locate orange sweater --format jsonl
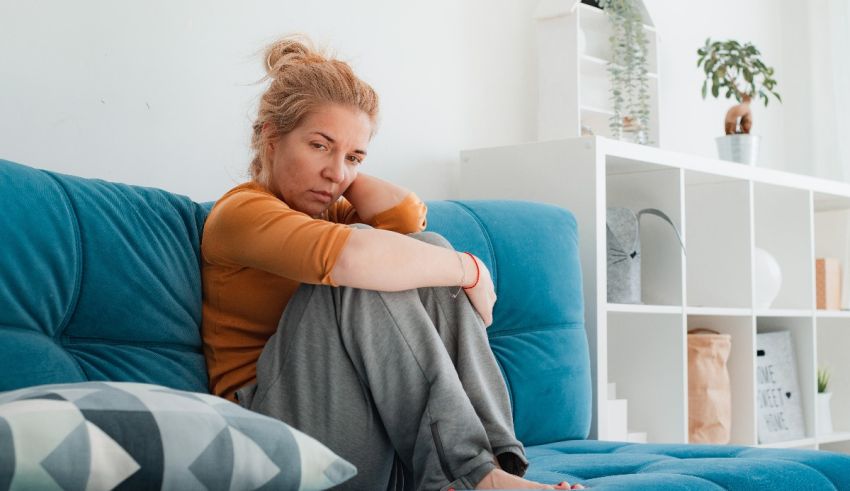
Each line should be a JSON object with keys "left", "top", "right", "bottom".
{"left": 201, "top": 182, "right": 427, "bottom": 401}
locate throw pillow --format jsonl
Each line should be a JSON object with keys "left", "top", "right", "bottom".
{"left": 0, "top": 381, "right": 356, "bottom": 490}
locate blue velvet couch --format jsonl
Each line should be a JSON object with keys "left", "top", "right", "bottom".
{"left": 1, "top": 158, "right": 849, "bottom": 490}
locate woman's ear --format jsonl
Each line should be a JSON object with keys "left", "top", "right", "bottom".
{"left": 262, "top": 122, "right": 276, "bottom": 155}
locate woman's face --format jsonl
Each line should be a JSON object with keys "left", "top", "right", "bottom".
{"left": 267, "top": 103, "right": 372, "bottom": 217}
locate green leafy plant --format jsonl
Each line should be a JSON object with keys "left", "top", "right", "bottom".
{"left": 818, "top": 367, "right": 831, "bottom": 394}
{"left": 697, "top": 39, "right": 781, "bottom": 134}
{"left": 598, "top": 0, "right": 652, "bottom": 145}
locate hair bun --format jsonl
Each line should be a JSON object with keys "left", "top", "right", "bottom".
{"left": 264, "top": 34, "right": 324, "bottom": 74}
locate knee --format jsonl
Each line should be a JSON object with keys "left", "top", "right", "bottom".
{"left": 408, "top": 230, "right": 453, "bottom": 250}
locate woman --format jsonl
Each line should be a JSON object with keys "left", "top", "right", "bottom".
{"left": 201, "top": 34, "right": 583, "bottom": 491}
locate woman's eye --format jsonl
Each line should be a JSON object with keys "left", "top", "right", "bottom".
{"left": 311, "top": 142, "right": 327, "bottom": 150}
{"left": 347, "top": 155, "right": 362, "bottom": 165}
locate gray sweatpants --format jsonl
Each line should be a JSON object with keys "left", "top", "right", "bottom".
{"left": 235, "top": 231, "right": 528, "bottom": 491}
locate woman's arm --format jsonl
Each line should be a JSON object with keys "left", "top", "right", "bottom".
{"left": 336, "top": 173, "right": 496, "bottom": 325}
{"left": 342, "top": 173, "right": 410, "bottom": 223}
{"left": 331, "top": 228, "right": 497, "bottom": 326}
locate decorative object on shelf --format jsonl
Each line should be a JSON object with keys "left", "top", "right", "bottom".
{"left": 687, "top": 329, "right": 732, "bottom": 444}
{"left": 814, "top": 210, "right": 850, "bottom": 310}
{"left": 816, "top": 258, "right": 842, "bottom": 310}
{"left": 606, "top": 382, "right": 632, "bottom": 441}
{"left": 753, "top": 247, "right": 782, "bottom": 309}
{"left": 532, "top": 0, "right": 659, "bottom": 143}
{"left": 606, "top": 207, "right": 684, "bottom": 304}
{"left": 598, "top": 0, "right": 652, "bottom": 144}
{"left": 756, "top": 331, "right": 805, "bottom": 444}
{"left": 817, "top": 367, "right": 834, "bottom": 435}
{"left": 697, "top": 39, "right": 781, "bottom": 165}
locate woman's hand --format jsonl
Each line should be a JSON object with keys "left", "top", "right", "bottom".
{"left": 461, "top": 253, "right": 497, "bottom": 328}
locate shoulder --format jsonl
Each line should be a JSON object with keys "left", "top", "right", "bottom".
{"left": 206, "top": 182, "right": 290, "bottom": 226}
{"left": 210, "top": 182, "right": 286, "bottom": 212}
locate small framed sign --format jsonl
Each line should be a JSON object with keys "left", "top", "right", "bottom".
{"left": 756, "top": 331, "right": 806, "bottom": 443}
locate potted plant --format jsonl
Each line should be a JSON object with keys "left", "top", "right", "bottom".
{"left": 817, "top": 367, "right": 834, "bottom": 435}
{"left": 598, "top": 0, "right": 652, "bottom": 145}
{"left": 696, "top": 39, "right": 781, "bottom": 165}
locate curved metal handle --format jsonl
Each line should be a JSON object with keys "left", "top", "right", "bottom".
{"left": 636, "top": 208, "right": 686, "bottom": 255}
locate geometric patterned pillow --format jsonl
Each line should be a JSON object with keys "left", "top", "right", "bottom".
{"left": 0, "top": 382, "right": 357, "bottom": 490}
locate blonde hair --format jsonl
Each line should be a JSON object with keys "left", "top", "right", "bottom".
{"left": 249, "top": 34, "right": 380, "bottom": 187}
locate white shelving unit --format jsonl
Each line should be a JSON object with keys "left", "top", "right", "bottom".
{"left": 533, "top": 0, "right": 660, "bottom": 144}
{"left": 456, "top": 136, "right": 850, "bottom": 453}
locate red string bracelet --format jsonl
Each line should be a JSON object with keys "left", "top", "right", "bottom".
{"left": 462, "top": 252, "right": 480, "bottom": 290}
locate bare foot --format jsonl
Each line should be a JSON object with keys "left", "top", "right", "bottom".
{"left": 473, "top": 468, "right": 585, "bottom": 489}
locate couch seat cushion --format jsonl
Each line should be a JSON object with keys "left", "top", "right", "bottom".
{"left": 525, "top": 440, "right": 850, "bottom": 490}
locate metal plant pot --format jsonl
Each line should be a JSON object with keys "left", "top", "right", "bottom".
{"left": 715, "top": 134, "right": 760, "bottom": 165}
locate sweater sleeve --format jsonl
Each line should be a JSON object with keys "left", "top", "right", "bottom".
{"left": 327, "top": 192, "right": 428, "bottom": 234}
{"left": 202, "top": 188, "right": 353, "bottom": 286}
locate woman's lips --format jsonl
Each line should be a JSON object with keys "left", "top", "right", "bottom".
{"left": 310, "top": 190, "right": 333, "bottom": 203}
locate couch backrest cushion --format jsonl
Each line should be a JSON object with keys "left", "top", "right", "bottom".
{"left": 1, "top": 160, "right": 591, "bottom": 445}
{"left": 0, "top": 160, "right": 209, "bottom": 392}
{"left": 425, "top": 201, "right": 591, "bottom": 445}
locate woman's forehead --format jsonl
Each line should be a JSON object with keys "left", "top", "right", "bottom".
{"left": 298, "top": 104, "right": 372, "bottom": 143}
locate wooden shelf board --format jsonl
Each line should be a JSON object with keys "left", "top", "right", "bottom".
{"left": 756, "top": 437, "right": 817, "bottom": 449}
{"left": 754, "top": 309, "right": 814, "bottom": 318}
{"left": 581, "top": 105, "right": 614, "bottom": 116}
{"left": 606, "top": 303, "right": 682, "bottom": 314}
{"left": 577, "top": 3, "right": 655, "bottom": 32}
{"left": 686, "top": 307, "right": 753, "bottom": 317}
{"left": 817, "top": 431, "right": 850, "bottom": 444}
{"left": 595, "top": 137, "right": 850, "bottom": 197}
{"left": 815, "top": 310, "right": 850, "bottom": 318}
{"left": 580, "top": 54, "right": 659, "bottom": 79}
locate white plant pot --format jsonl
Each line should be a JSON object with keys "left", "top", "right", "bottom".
{"left": 716, "top": 134, "right": 760, "bottom": 165}
{"left": 754, "top": 247, "right": 782, "bottom": 309}
{"left": 817, "top": 392, "right": 834, "bottom": 435}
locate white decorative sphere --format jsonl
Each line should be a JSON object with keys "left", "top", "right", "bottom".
{"left": 754, "top": 247, "right": 782, "bottom": 309}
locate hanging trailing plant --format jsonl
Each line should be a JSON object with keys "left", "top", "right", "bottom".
{"left": 598, "top": 0, "right": 652, "bottom": 144}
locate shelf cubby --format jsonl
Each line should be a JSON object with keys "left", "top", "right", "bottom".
{"left": 607, "top": 311, "right": 686, "bottom": 443}
{"left": 573, "top": 3, "right": 658, "bottom": 73}
{"left": 606, "top": 165, "right": 683, "bottom": 306}
{"left": 815, "top": 317, "right": 850, "bottom": 436}
{"left": 813, "top": 193, "right": 850, "bottom": 312}
{"left": 753, "top": 183, "right": 814, "bottom": 310}
{"left": 687, "top": 315, "right": 756, "bottom": 445}
{"left": 756, "top": 317, "right": 816, "bottom": 441}
{"left": 685, "top": 171, "right": 752, "bottom": 309}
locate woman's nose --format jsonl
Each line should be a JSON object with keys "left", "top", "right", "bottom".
{"left": 322, "top": 156, "right": 345, "bottom": 183}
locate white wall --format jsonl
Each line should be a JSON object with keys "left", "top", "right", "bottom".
{"left": 643, "top": 0, "right": 791, "bottom": 172}
{"left": 0, "top": 0, "right": 472, "bottom": 201}
{"left": 0, "top": 1, "right": 831, "bottom": 203}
